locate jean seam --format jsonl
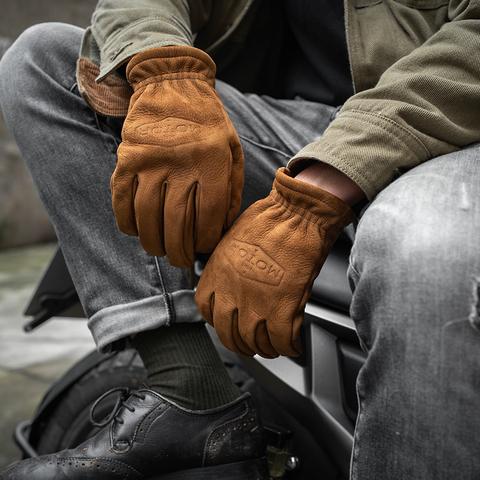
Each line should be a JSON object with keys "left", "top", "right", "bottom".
{"left": 154, "top": 257, "right": 176, "bottom": 326}
{"left": 348, "top": 259, "right": 361, "bottom": 280}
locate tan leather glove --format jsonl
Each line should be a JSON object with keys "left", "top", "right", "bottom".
{"left": 111, "top": 46, "right": 244, "bottom": 268}
{"left": 195, "top": 167, "right": 355, "bottom": 358}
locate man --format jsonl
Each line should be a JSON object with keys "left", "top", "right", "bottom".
{"left": 1, "top": 0, "right": 480, "bottom": 479}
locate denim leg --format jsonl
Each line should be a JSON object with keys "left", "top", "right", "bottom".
{"left": 215, "top": 82, "right": 339, "bottom": 212}
{"left": 0, "top": 23, "right": 199, "bottom": 352}
{"left": 349, "top": 143, "right": 480, "bottom": 479}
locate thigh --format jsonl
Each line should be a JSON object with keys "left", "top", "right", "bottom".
{"left": 351, "top": 142, "right": 480, "bottom": 300}
{"left": 350, "top": 142, "right": 480, "bottom": 354}
{"left": 216, "top": 81, "right": 338, "bottom": 212}
{"left": 349, "top": 143, "right": 480, "bottom": 479}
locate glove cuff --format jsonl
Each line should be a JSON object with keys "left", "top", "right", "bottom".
{"left": 272, "top": 167, "right": 355, "bottom": 231}
{"left": 126, "top": 46, "right": 216, "bottom": 90}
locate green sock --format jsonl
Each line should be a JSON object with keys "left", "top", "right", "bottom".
{"left": 132, "top": 322, "right": 240, "bottom": 410}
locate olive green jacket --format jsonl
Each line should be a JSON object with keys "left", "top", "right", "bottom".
{"left": 77, "top": 0, "right": 480, "bottom": 199}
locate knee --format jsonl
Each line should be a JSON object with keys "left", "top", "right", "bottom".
{"left": 0, "top": 23, "right": 82, "bottom": 112}
{"left": 352, "top": 193, "right": 429, "bottom": 279}
{"left": 350, "top": 170, "right": 479, "bottom": 289}
{"left": 1, "top": 23, "right": 55, "bottom": 82}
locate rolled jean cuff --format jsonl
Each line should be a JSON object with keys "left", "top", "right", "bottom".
{"left": 88, "top": 289, "right": 203, "bottom": 354}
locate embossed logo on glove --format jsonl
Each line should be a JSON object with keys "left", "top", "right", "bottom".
{"left": 135, "top": 117, "right": 202, "bottom": 144}
{"left": 223, "top": 240, "right": 285, "bottom": 286}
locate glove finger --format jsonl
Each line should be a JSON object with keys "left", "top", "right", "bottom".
{"left": 267, "top": 314, "right": 303, "bottom": 357}
{"left": 194, "top": 178, "right": 227, "bottom": 253}
{"left": 134, "top": 178, "right": 166, "bottom": 258}
{"left": 232, "top": 310, "right": 257, "bottom": 357}
{"left": 291, "top": 314, "right": 303, "bottom": 355}
{"left": 196, "top": 277, "right": 241, "bottom": 354}
{"left": 195, "top": 286, "right": 214, "bottom": 326}
{"left": 111, "top": 167, "right": 139, "bottom": 237}
{"left": 224, "top": 121, "right": 244, "bottom": 229}
{"left": 214, "top": 308, "right": 256, "bottom": 358}
{"left": 213, "top": 308, "right": 255, "bottom": 357}
{"left": 255, "top": 321, "right": 280, "bottom": 359}
{"left": 240, "top": 316, "right": 279, "bottom": 359}
{"left": 163, "top": 181, "right": 195, "bottom": 268}
{"left": 195, "top": 284, "right": 248, "bottom": 357}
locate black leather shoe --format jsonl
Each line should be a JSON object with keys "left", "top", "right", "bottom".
{"left": 1, "top": 389, "right": 269, "bottom": 479}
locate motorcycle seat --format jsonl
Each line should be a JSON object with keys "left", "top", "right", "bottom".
{"left": 310, "top": 232, "right": 352, "bottom": 313}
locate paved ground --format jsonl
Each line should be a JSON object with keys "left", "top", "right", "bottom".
{"left": 0, "top": 243, "right": 95, "bottom": 471}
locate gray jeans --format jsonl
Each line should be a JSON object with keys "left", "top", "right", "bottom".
{"left": 2, "top": 22, "right": 480, "bottom": 480}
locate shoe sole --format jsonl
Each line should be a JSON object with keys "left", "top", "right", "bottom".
{"left": 150, "top": 457, "right": 269, "bottom": 479}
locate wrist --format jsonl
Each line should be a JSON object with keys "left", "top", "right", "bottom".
{"left": 294, "top": 161, "right": 365, "bottom": 206}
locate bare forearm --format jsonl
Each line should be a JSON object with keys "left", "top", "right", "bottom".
{"left": 294, "top": 161, "right": 365, "bottom": 206}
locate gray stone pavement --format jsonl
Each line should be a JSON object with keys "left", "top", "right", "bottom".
{"left": 0, "top": 243, "right": 95, "bottom": 471}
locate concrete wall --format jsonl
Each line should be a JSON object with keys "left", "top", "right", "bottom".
{"left": 0, "top": 0, "right": 97, "bottom": 249}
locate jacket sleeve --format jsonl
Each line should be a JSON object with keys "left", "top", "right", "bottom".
{"left": 77, "top": 0, "right": 213, "bottom": 116}
{"left": 81, "top": 0, "right": 202, "bottom": 82}
{"left": 289, "top": 0, "right": 480, "bottom": 200}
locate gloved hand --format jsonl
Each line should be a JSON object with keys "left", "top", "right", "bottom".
{"left": 195, "top": 167, "right": 355, "bottom": 358}
{"left": 111, "top": 46, "right": 244, "bottom": 268}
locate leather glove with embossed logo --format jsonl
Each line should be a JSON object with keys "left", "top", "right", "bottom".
{"left": 111, "top": 46, "right": 244, "bottom": 268}
{"left": 195, "top": 167, "right": 355, "bottom": 358}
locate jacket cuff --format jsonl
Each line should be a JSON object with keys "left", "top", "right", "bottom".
{"left": 288, "top": 108, "right": 433, "bottom": 200}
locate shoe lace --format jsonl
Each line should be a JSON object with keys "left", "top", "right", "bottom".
{"left": 89, "top": 387, "right": 146, "bottom": 428}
